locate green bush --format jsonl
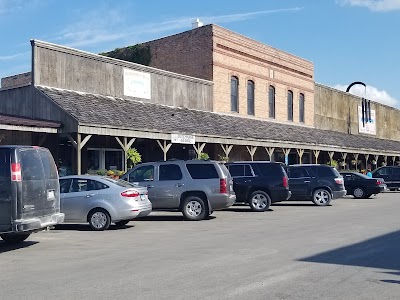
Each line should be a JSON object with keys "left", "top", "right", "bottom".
{"left": 199, "top": 152, "right": 210, "bottom": 160}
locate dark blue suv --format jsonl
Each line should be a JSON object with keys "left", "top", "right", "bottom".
{"left": 285, "top": 164, "right": 346, "bottom": 206}
{"left": 226, "top": 161, "right": 291, "bottom": 212}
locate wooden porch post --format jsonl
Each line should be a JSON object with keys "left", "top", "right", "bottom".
{"left": 246, "top": 146, "right": 257, "bottom": 161}
{"left": 157, "top": 140, "right": 172, "bottom": 161}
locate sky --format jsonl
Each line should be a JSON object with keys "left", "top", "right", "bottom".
{"left": 0, "top": 0, "right": 399, "bottom": 108}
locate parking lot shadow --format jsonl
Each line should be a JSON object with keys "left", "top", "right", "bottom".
{"left": 273, "top": 202, "right": 321, "bottom": 207}
{"left": 54, "top": 224, "right": 134, "bottom": 231}
{"left": 136, "top": 215, "right": 216, "bottom": 221}
{"left": 299, "top": 230, "right": 400, "bottom": 284}
{"left": 223, "top": 206, "right": 274, "bottom": 213}
{"left": 0, "top": 241, "right": 38, "bottom": 253}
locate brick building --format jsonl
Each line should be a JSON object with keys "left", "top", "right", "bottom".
{"left": 143, "top": 24, "right": 314, "bottom": 127}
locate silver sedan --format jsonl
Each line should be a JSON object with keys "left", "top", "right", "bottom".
{"left": 59, "top": 175, "right": 152, "bottom": 230}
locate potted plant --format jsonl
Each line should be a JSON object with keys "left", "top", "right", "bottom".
{"left": 97, "top": 169, "right": 107, "bottom": 176}
{"left": 198, "top": 152, "right": 210, "bottom": 160}
{"left": 372, "top": 160, "right": 377, "bottom": 165}
{"left": 127, "top": 148, "right": 142, "bottom": 169}
{"left": 339, "top": 161, "right": 346, "bottom": 167}
{"left": 351, "top": 160, "right": 357, "bottom": 166}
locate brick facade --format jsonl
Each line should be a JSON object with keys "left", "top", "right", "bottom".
{"left": 144, "top": 24, "right": 314, "bottom": 126}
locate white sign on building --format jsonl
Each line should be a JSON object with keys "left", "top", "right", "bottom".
{"left": 358, "top": 105, "right": 376, "bottom": 135}
{"left": 171, "top": 134, "right": 195, "bottom": 145}
{"left": 123, "top": 68, "right": 151, "bottom": 99}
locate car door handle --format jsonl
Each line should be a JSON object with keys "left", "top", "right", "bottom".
{"left": 176, "top": 183, "right": 185, "bottom": 187}
{"left": 304, "top": 181, "right": 310, "bottom": 183}
{"left": 86, "top": 193, "right": 96, "bottom": 198}
{"left": 146, "top": 185, "right": 154, "bottom": 188}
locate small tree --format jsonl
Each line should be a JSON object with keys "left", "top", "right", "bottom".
{"left": 127, "top": 148, "right": 142, "bottom": 168}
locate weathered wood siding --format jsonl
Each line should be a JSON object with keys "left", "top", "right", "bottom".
{"left": 32, "top": 40, "right": 213, "bottom": 111}
{"left": 0, "top": 85, "right": 78, "bottom": 132}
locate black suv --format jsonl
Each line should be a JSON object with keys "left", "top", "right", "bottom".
{"left": 285, "top": 164, "right": 346, "bottom": 206}
{"left": 226, "top": 161, "right": 291, "bottom": 212}
{"left": 372, "top": 166, "right": 400, "bottom": 191}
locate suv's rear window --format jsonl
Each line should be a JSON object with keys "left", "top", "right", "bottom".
{"left": 316, "top": 166, "right": 340, "bottom": 177}
{"left": 39, "top": 149, "right": 58, "bottom": 179}
{"left": 227, "top": 164, "right": 253, "bottom": 177}
{"left": 256, "top": 163, "right": 284, "bottom": 177}
{"left": 19, "top": 149, "right": 45, "bottom": 180}
{"left": 186, "top": 164, "right": 219, "bottom": 179}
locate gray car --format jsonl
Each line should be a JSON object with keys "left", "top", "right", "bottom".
{"left": 59, "top": 175, "right": 152, "bottom": 230}
{"left": 121, "top": 160, "right": 236, "bottom": 221}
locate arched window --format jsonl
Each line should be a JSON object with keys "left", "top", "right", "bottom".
{"left": 269, "top": 85, "right": 275, "bottom": 118}
{"left": 287, "top": 90, "right": 293, "bottom": 121}
{"left": 247, "top": 80, "right": 255, "bottom": 115}
{"left": 230, "top": 76, "right": 239, "bottom": 112}
{"left": 299, "top": 93, "right": 305, "bottom": 123}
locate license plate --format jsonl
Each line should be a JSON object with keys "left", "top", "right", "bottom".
{"left": 140, "top": 194, "right": 146, "bottom": 201}
{"left": 47, "top": 190, "right": 55, "bottom": 200}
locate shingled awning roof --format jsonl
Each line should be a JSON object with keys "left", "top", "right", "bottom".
{"left": 0, "top": 113, "right": 61, "bottom": 133}
{"left": 37, "top": 85, "right": 400, "bottom": 155}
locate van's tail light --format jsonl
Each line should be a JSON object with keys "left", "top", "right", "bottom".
{"left": 220, "top": 179, "right": 227, "bottom": 194}
{"left": 121, "top": 190, "right": 140, "bottom": 197}
{"left": 334, "top": 177, "right": 344, "bottom": 185}
{"left": 11, "top": 163, "right": 22, "bottom": 182}
{"left": 283, "top": 176, "right": 288, "bottom": 188}
{"left": 376, "top": 180, "right": 381, "bottom": 185}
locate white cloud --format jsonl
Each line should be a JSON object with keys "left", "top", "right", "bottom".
{"left": 334, "top": 84, "right": 400, "bottom": 108}
{"left": 52, "top": 7, "right": 303, "bottom": 49}
{"left": 337, "top": 0, "right": 400, "bottom": 11}
{"left": 0, "top": 51, "right": 29, "bottom": 61}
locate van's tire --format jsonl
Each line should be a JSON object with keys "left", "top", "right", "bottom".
{"left": 365, "top": 194, "right": 372, "bottom": 199}
{"left": 88, "top": 209, "right": 111, "bottom": 231}
{"left": 353, "top": 187, "right": 366, "bottom": 199}
{"left": 0, "top": 233, "right": 31, "bottom": 244}
{"left": 248, "top": 191, "right": 271, "bottom": 212}
{"left": 182, "top": 196, "right": 207, "bottom": 221}
{"left": 312, "top": 189, "right": 332, "bottom": 206}
{"left": 115, "top": 220, "right": 130, "bottom": 227}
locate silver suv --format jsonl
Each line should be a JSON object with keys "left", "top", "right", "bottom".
{"left": 121, "top": 160, "right": 236, "bottom": 220}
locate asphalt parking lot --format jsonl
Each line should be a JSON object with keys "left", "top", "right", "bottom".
{"left": 1, "top": 192, "right": 400, "bottom": 300}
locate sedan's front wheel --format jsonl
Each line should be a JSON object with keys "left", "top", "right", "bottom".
{"left": 353, "top": 187, "right": 365, "bottom": 199}
{"left": 312, "top": 189, "right": 331, "bottom": 206}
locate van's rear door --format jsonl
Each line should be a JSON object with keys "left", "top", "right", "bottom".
{"left": 39, "top": 148, "right": 60, "bottom": 215}
{"left": 0, "top": 148, "right": 12, "bottom": 231}
{"left": 18, "top": 148, "right": 47, "bottom": 219}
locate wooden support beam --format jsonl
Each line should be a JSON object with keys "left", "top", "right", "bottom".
{"left": 115, "top": 137, "right": 136, "bottom": 172}
{"left": 77, "top": 133, "right": 81, "bottom": 175}
{"left": 80, "top": 135, "right": 92, "bottom": 150}
{"left": 220, "top": 144, "right": 233, "bottom": 159}
{"left": 66, "top": 133, "right": 77, "bottom": 149}
{"left": 265, "top": 147, "right": 275, "bottom": 161}
{"left": 157, "top": 140, "right": 172, "bottom": 161}
{"left": 193, "top": 143, "right": 206, "bottom": 159}
{"left": 246, "top": 146, "right": 257, "bottom": 161}
{"left": 296, "top": 149, "right": 304, "bottom": 164}
{"left": 313, "top": 150, "right": 320, "bottom": 164}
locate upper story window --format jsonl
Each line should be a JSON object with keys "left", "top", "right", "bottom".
{"left": 247, "top": 80, "right": 255, "bottom": 115}
{"left": 299, "top": 93, "right": 305, "bottom": 123}
{"left": 287, "top": 90, "right": 293, "bottom": 121}
{"left": 269, "top": 85, "right": 275, "bottom": 119}
{"left": 231, "top": 76, "right": 239, "bottom": 112}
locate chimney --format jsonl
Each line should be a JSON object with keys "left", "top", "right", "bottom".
{"left": 191, "top": 18, "right": 203, "bottom": 29}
